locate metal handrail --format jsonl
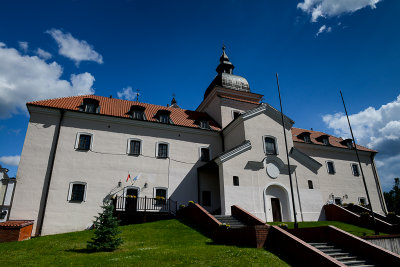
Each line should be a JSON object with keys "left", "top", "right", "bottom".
{"left": 113, "top": 196, "right": 178, "bottom": 216}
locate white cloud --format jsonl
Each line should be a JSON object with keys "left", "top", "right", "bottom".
{"left": 316, "top": 25, "right": 332, "bottom": 36}
{"left": 117, "top": 86, "right": 138, "bottom": 101}
{"left": 0, "top": 155, "right": 20, "bottom": 166}
{"left": 322, "top": 94, "right": 400, "bottom": 191}
{"left": 298, "top": 0, "right": 382, "bottom": 22}
{"left": 46, "top": 28, "right": 103, "bottom": 66}
{"left": 18, "top": 41, "right": 28, "bottom": 52}
{"left": 35, "top": 48, "right": 52, "bottom": 60}
{"left": 0, "top": 42, "right": 95, "bottom": 118}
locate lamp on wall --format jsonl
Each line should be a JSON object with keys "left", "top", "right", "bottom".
{"left": 343, "top": 194, "right": 348, "bottom": 199}
{"left": 144, "top": 182, "right": 148, "bottom": 188}
{"left": 118, "top": 181, "right": 122, "bottom": 187}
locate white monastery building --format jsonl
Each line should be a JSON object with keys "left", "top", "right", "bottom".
{"left": 10, "top": 48, "right": 387, "bottom": 236}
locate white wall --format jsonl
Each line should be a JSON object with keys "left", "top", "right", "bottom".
{"left": 11, "top": 108, "right": 222, "bottom": 235}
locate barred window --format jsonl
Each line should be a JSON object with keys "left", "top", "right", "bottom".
{"left": 129, "top": 140, "right": 141, "bottom": 156}
{"left": 158, "top": 143, "right": 169, "bottom": 158}
{"left": 327, "top": 161, "right": 335, "bottom": 174}
{"left": 351, "top": 164, "right": 360, "bottom": 176}
{"left": 78, "top": 134, "right": 91, "bottom": 150}
{"left": 264, "top": 137, "right": 276, "bottom": 155}
{"left": 68, "top": 182, "right": 86, "bottom": 202}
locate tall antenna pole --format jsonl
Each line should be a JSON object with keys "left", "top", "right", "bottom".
{"left": 340, "top": 90, "right": 379, "bottom": 235}
{"left": 276, "top": 73, "right": 298, "bottom": 229}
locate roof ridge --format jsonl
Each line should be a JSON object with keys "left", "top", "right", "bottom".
{"left": 28, "top": 94, "right": 95, "bottom": 104}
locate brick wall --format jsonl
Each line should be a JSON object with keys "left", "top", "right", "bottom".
{"left": 0, "top": 220, "right": 34, "bottom": 243}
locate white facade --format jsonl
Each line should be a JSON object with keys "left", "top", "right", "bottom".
{"left": 9, "top": 49, "right": 387, "bottom": 235}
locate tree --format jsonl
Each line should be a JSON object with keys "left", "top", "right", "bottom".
{"left": 87, "top": 201, "right": 123, "bottom": 251}
{"left": 384, "top": 178, "right": 400, "bottom": 215}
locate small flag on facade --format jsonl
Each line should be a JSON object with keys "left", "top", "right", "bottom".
{"left": 126, "top": 173, "right": 131, "bottom": 182}
{"left": 132, "top": 174, "right": 141, "bottom": 182}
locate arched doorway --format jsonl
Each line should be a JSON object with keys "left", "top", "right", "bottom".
{"left": 265, "top": 184, "right": 290, "bottom": 222}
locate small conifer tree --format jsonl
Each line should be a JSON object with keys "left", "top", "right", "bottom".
{"left": 87, "top": 201, "right": 123, "bottom": 251}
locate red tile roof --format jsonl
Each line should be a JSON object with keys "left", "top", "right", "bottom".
{"left": 27, "top": 95, "right": 375, "bottom": 153}
{"left": 0, "top": 220, "right": 34, "bottom": 228}
{"left": 292, "top": 127, "right": 376, "bottom": 153}
{"left": 28, "top": 95, "right": 221, "bottom": 131}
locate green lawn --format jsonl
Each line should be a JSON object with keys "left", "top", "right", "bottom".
{"left": 0, "top": 219, "right": 289, "bottom": 267}
{"left": 267, "top": 221, "right": 388, "bottom": 237}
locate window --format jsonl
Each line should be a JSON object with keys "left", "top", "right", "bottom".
{"left": 326, "top": 161, "right": 335, "bottom": 174}
{"left": 128, "top": 139, "right": 141, "bottom": 156}
{"left": 232, "top": 111, "right": 241, "bottom": 120}
{"left": 200, "top": 147, "right": 210, "bottom": 162}
{"left": 308, "top": 180, "right": 314, "bottom": 189}
{"left": 351, "top": 164, "right": 360, "bottom": 176}
{"left": 303, "top": 134, "right": 311, "bottom": 143}
{"left": 334, "top": 197, "right": 342, "bottom": 205}
{"left": 322, "top": 137, "right": 330, "bottom": 145}
{"left": 359, "top": 197, "right": 367, "bottom": 206}
{"left": 341, "top": 139, "right": 353, "bottom": 149}
{"left": 154, "top": 188, "right": 167, "bottom": 204}
{"left": 80, "top": 98, "right": 100, "bottom": 114}
{"left": 202, "top": 191, "right": 211, "bottom": 206}
{"left": 68, "top": 182, "right": 87, "bottom": 202}
{"left": 129, "top": 105, "right": 146, "bottom": 120}
{"left": 264, "top": 137, "right": 277, "bottom": 155}
{"left": 76, "top": 133, "right": 92, "bottom": 151}
{"left": 157, "top": 143, "right": 169, "bottom": 158}
{"left": 199, "top": 120, "right": 209, "bottom": 129}
{"left": 233, "top": 176, "right": 239, "bottom": 186}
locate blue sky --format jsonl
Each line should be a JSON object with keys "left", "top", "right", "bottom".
{"left": 0, "top": 0, "right": 399, "bottom": 191}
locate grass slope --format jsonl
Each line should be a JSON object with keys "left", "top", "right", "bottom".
{"left": 267, "top": 221, "right": 388, "bottom": 236}
{"left": 0, "top": 219, "right": 289, "bottom": 267}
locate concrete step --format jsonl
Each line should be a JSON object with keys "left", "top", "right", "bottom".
{"left": 344, "top": 260, "right": 368, "bottom": 266}
{"left": 320, "top": 248, "right": 344, "bottom": 253}
{"left": 214, "top": 215, "right": 247, "bottom": 228}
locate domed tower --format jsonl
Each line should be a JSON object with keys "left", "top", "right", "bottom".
{"left": 197, "top": 46, "right": 263, "bottom": 128}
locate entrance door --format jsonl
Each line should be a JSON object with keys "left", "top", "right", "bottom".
{"left": 271, "top": 198, "right": 282, "bottom": 222}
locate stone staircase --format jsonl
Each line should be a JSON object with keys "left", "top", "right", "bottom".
{"left": 308, "top": 242, "right": 375, "bottom": 267}
{"left": 214, "top": 215, "right": 247, "bottom": 229}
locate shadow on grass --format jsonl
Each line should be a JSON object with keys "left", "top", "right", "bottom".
{"left": 177, "top": 217, "right": 256, "bottom": 249}
{"left": 65, "top": 248, "right": 97, "bottom": 254}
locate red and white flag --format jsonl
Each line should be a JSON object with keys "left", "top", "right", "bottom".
{"left": 126, "top": 173, "right": 131, "bottom": 182}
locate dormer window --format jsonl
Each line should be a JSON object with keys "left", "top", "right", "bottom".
{"left": 232, "top": 111, "right": 241, "bottom": 120}
{"left": 199, "top": 120, "right": 209, "bottom": 129}
{"left": 298, "top": 132, "right": 312, "bottom": 144}
{"left": 316, "top": 135, "right": 330, "bottom": 145}
{"left": 322, "top": 136, "right": 330, "bottom": 145}
{"left": 80, "top": 98, "right": 100, "bottom": 114}
{"left": 341, "top": 139, "right": 353, "bottom": 149}
{"left": 129, "top": 105, "right": 146, "bottom": 120}
{"left": 156, "top": 110, "right": 172, "bottom": 124}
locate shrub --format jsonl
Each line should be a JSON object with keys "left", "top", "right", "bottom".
{"left": 360, "top": 212, "right": 370, "bottom": 218}
{"left": 278, "top": 223, "right": 288, "bottom": 229}
{"left": 219, "top": 223, "right": 230, "bottom": 229}
{"left": 188, "top": 200, "right": 195, "bottom": 205}
{"left": 87, "top": 201, "right": 123, "bottom": 252}
{"left": 179, "top": 204, "right": 186, "bottom": 209}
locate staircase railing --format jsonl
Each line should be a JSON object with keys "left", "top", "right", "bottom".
{"left": 113, "top": 196, "right": 178, "bottom": 216}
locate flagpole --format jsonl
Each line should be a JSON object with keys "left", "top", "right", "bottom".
{"left": 276, "top": 73, "right": 298, "bottom": 229}
{"left": 340, "top": 90, "right": 379, "bottom": 235}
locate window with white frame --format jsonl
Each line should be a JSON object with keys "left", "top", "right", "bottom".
{"left": 127, "top": 139, "right": 141, "bottom": 156}
{"left": 264, "top": 136, "right": 277, "bottom": 155}
{"left": 75, "top": 133, "right": 92, "bottom": 151}
{"left": 200, "top": 147, "right": 210, "bottom": 162}
{"left": 326, "top": 161, "right": 335, "bottom": 174}
{"left": 359, "top": 197, "right": 367, "bottom": 206}
{"left": 334, "top": 197, "right": 342, "bottom": 205}
{"left": 68, "top": 182, "right": 87, "bottom": 202}
{"left": 233, "top": 176, "right": 239, "bottom": 186}
{"left": 157, "top": 142, "right": 169, "bottom": 158}
{"left": 308, "top": 180, "right": 314, "bottom": 189}
{"left": 351, "top": 163, "right": 360, "bottom": 176}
